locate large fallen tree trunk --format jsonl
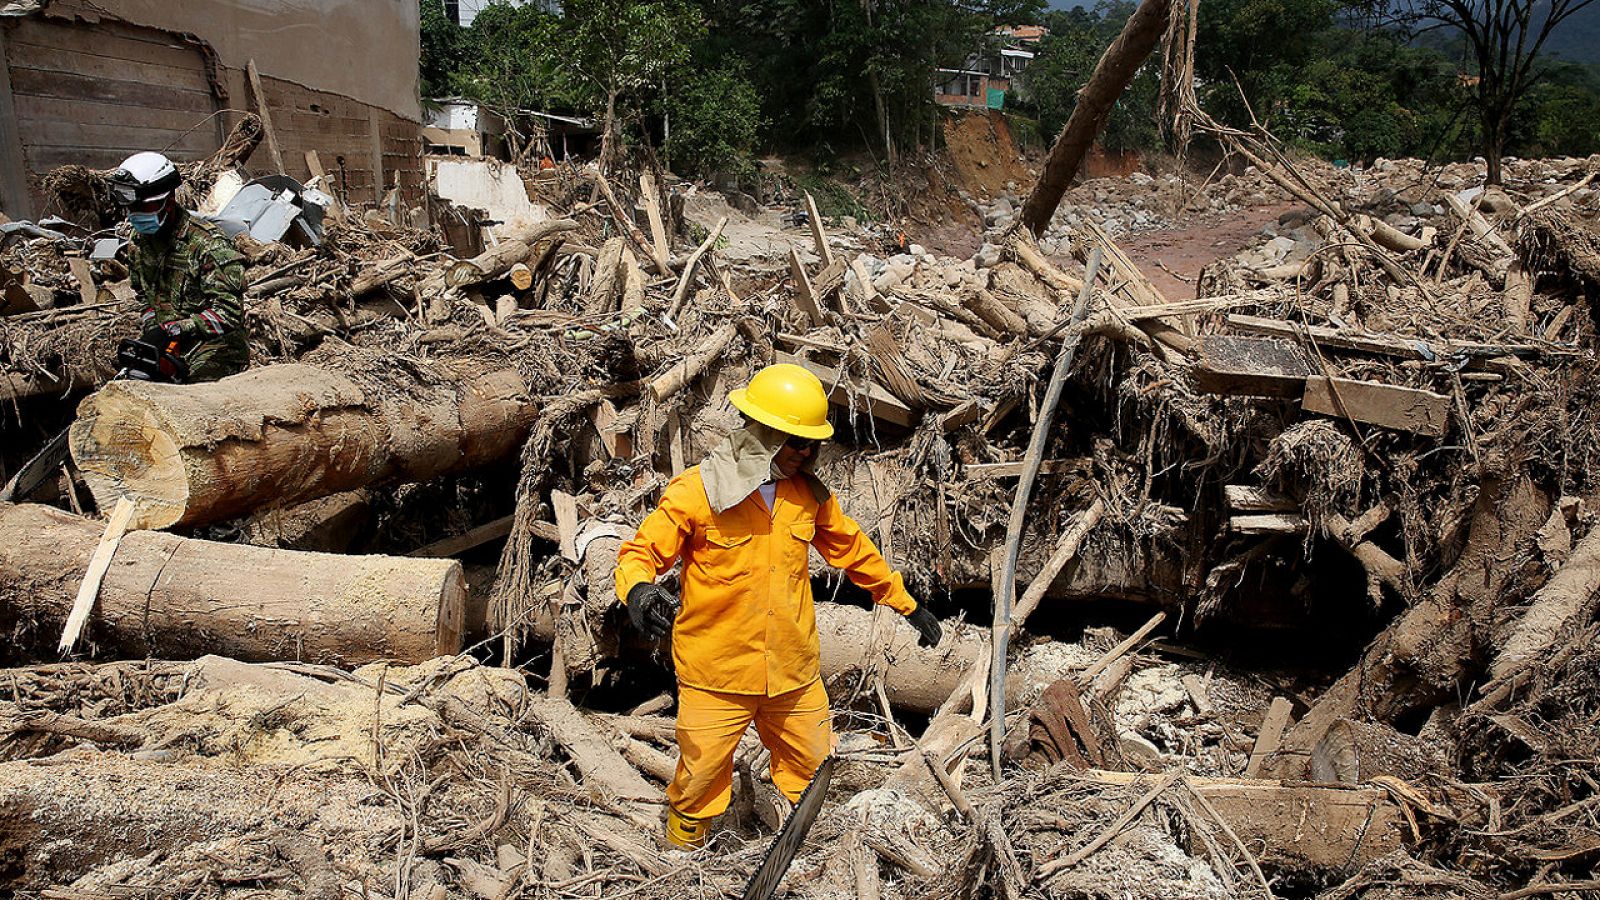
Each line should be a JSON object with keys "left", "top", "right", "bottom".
{"left": 1261, "top": 476, "right": 1552, "bottom": 778}
{"left": 536, "top": 594, "right": 1064, "bottom": 715}
{"left": 69, "top": 363, "right": 538, "bottom": 529}
{"left": 0, "top": 502, "right": 466, "bottom": 663}
{"left": 1019, "top": 0, "right": 1174, "bottom": 235}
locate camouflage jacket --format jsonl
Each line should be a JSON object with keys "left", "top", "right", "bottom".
{"left": 131, "top": 208, "right": 248, "bottom": 346}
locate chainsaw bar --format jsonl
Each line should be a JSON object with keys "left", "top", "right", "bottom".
{"left": 741, "top": 754, "right": 834, "bottom": 900}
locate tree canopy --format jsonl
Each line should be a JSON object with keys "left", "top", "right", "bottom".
{"left": 420, "top": 0, "right": 1600, "bottom": 177}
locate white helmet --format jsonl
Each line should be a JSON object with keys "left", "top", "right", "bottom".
{"left": 109, "top": 151, "right": 181, "bottom": 206}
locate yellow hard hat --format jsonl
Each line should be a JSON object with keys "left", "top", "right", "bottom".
{"left": 729, "top": 363, "right": 834, "bottom": 440}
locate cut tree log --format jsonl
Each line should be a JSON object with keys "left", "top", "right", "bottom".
{"left": 438, "top": 219, "right": 578, "bottom": 292}
{"left": 1019, "top": 0, "right": 1173, "bottom": 235}
{"left": 0, "top": 502, "right": 465, "bottom": 664}
{"left": 70, "top": 363, "right": 538, "bottom": 530}
{"left": 1081, "top": 770, "right": 1407, "bottom": 870}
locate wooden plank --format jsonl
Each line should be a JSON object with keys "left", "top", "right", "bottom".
{"left": 247, "top": 60, "right": 286, "bottom": 175}
{"left": 1228, "top": 514, "right": 1307, "bottom": 535}
{"left": 552, "top": 489, "right": 579, "bottom": 563}
{"left": 1246, "top": 696, "right": 1294, "bottom": 777}
{"left": 804, "top": 191, "right": 833, "bottom": 267}
{"left": 1193, "top": 334, "right": 1313, "bottom": 398}
{"left": 785, "top": 247, "right": 826, "bottom": 326}
{"left": 67, "top": 258, "right": 96, "bottom": 306}
{"left": 1302, "top": 377, "right": 1450, "bottom": 437}
{"left": 58, "top": 496, "right": 137, "bottom": 656}
{"left": 0, "top": 27, "right": 34, "bottom": 221}
{"left": 7, "top": 67, "right": 213, "bottom": 113}
{"left": 639, "top": 172, "right": 671, "bottom": 273}
{"left": 524, "top": 696, "right": 657, "bottom": 802}
{"left": 775, "top": 350, "right": 917, "bottom": 428}
{"left": 1225, "top": 313, "right": 1555, "bottom": 361}
{"left": 940, "top": 399, "right": 982, "bottom": 432}
{"left": 1223, "top": 485, "right": 1297, "bottom": 513}
{"left": 964, "top": 459, "right": 1079, "bottom": 479}
{"left": 408, "top": 515, "right": 514, "bottom": 558}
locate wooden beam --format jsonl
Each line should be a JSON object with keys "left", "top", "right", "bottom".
{"left": 1193, "top": 334, "right": 1314, "bottom": 398}
{"left": 639, "top": 171, "right": 672, "bottom": 273}
{"left": 1246, "top": 696, "right": 1294, "bottom": 776}
{"left": 1302, "top": 377, "right": 1450, "bottom": 437}
{"left": 1228, "top": 513, "right": 1307, "bottom": 535}
{"left": 963, "top": 459, "right": 1080, "bottom": 479}
{"left": 1223, "top": 485, "right": 1298, "bottom": 513}
{"left": 804, "top": 191, "right": 833, "bottom": 267}
{"left": 407, "top": 515, "right": 560, "bottom": 558}
{"left": 67, "top": 258, "right": 97, "bottom": 306}
{"left": 245, "top": 59, "right": 285, "bottom": 176}
{"left": 786, "top": 248, "right": 826, "bottom": 326}
{"left": 1225, "top": 313, "right": 1555, "bottom": 361}
{"left": 775, "top": 351, "right": 917, "bottom": 428}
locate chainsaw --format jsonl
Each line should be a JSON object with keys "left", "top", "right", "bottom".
{"left": 0, "top": 336, "right": 188, "bottom": 503}
{"left": 741, "top": 754, "right": 835, "bottom": 900}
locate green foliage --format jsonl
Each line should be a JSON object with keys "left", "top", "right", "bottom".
{"left": 554, "top": 0, "right": 701, "bottom": 112}
{"left": 665, "top": 64, "right": 765, "bottom": 176}
{"left": 420, "top": 0, "right": 472, "bottom": 100}
{"left": 1511, "top": 61, "right": 1600, "bottom": 157}
{"left": 1016, "top": 2, "right": 1161, "bottom": 152}
{"left": 452, "top": 3, "right": 567, "bottom": 115}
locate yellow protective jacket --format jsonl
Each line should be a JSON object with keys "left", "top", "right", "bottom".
{"left": 615, "top": 465, "right": 916, "bottom": 696}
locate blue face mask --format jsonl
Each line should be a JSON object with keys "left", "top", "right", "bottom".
{"left": 128, "top": 211, "right": 165, "bottom": 235}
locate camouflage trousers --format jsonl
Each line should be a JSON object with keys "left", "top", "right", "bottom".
{"left": 184, "top": 337, "right": 249, "bottom": 383}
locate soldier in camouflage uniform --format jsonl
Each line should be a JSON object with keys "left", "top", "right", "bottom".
{"left": 111, "top": 152, "right": 249, "bottom": 382}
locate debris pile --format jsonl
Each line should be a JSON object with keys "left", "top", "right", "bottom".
{"left": 1, "top": 132, "right": 1598, "bottom": 900}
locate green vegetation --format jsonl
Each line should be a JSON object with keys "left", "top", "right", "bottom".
{"left": 421, "top": 0, "right": 1600, "bottom": 179}
{"left": 1011, "top": 0, "right": 1600, "bottom": 172}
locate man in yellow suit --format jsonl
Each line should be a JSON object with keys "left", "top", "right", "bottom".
{"left": 615, "top": 363, "right": 943, "bottom": 848}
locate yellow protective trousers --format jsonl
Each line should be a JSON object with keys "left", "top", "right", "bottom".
{"left": 667, "top": 679, "right": 832, "bottom": 821}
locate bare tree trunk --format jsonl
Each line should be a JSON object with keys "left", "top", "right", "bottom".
{"left": 1020, "top": 0, "right": 1173, "bottom": 235}
{"left": 598, "top": 88, "right": 620, "bottom": 175}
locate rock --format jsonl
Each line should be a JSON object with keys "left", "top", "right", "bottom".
{"left": 974, "top": 243, "right": 1001, "bottom": 268}
{"left": 909, "top": 243, "right": 926, "bottom": 257}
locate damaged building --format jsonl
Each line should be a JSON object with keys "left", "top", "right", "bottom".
{"left": 0, "top": 0, "right": 424, "bottom": 220}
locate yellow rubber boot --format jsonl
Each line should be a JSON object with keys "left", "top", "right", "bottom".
{"left": 665, "top": 805, "right": 711, "bottom": 849}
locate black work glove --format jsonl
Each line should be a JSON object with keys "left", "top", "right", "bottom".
{"left": 905, "top": 604, "right": 943, "bottom": 648}
{"left": 626, "top": 583, "right": 680, "bottom": 642}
